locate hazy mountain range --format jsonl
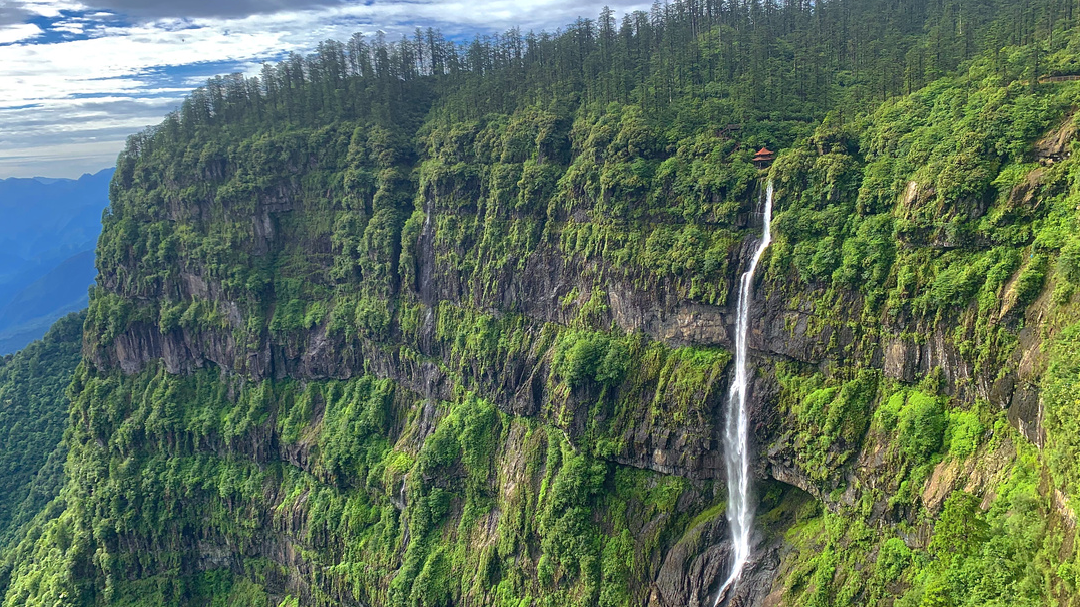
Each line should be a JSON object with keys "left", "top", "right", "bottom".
{"left": 0, "top": 169, "right": 111, "bottom": 354}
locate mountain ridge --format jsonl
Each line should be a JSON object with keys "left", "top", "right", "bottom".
{"left": 0, "top": 168, "right": 111, "bottom": 353}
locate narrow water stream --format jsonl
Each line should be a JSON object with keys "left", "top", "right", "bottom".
{"left": 713, "top": 179, "right": 773, "bottom": 605}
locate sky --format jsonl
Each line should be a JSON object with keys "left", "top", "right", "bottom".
{"left": 0, "top": 0, "right": 647, "bottom": 179}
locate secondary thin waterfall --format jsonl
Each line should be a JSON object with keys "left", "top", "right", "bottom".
{"left": 713, "top": 179, "right": 774, "bottom": 605}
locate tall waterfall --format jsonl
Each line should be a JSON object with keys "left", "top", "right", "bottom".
{"left": 713, "top": 179, "right": 774, "bottom": 605}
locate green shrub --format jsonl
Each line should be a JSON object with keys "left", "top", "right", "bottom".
{"left": 829, "top": 371, "right": 877, "bottom": 444}
{"left": 875, "top": 391, "right": 906, "bottom": 432}
{"left": 539, "top": 444, "right": 607, "bottom": 585}
{"left": 946, "top": 410, "right": 983, "bottom": 459}
{"left": 595, "top": 341, "right": 630, "bottom": 386}
{"left": 318, "top": 378, "right": 395, "bottom": 482}
{"left": 874, "top": 537, "right": 912, "bottom": 585}
{"left": 928, "top": 491, "right": 988, "bottom": 561}
{"left": 1013, "top": 253, "right": 1048, "bottom": 305}
{"left": 1043, "top": 321, "right": 1080, "bottom": 502}
{"left": 410, "top": 548, "right": 452, "bottom": 607}
{"left": 355, "top": 296, "right": 392, "bottom": 338}
{"left": 599, "top": 529, "right": 633, "bottom": 607}
{"left": 553, "top": 331, "right": 629, "bottom": 388}
{"left": 270, "top": 279, "right": 306, "bottom": 335}
{"left": 897, "top": 391, "right": 945, "bottom": 462}
{"left": 1059, "top": 240, "right": 1080, "bottom": 285}
{"left": 1058, "top": 563, "right": 1077, "bottom": 591}
{"left": 303, "top": 301, "right": 327, "bottom": 329}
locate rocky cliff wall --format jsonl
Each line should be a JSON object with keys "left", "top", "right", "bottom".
{"left": 7, "top": 81, "right": 1080, "bottom": 607}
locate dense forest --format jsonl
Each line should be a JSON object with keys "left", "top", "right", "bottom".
{"left": 4, "top": 0, "right": 1080, "bottom": 606}
{"left": 134, "top": 0, "right": 1073, "bottom": 151}
{"left": 0, "top": 313, "right": 82, "bottom": 546}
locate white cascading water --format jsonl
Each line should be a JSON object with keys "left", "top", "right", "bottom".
{"left": 713, "top": 179, "right": 773, "bottom": 606}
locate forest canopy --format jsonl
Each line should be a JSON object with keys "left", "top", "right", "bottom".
{"left": 125, "top": 0, "right": 1073, "bottom": 167}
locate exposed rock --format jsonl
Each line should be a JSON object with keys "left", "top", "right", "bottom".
{"left": 650, "top": 515, "right": 732, "bottom": 607}
{"left": 1035, "top": 115, "right": 1076, "bottom": 164}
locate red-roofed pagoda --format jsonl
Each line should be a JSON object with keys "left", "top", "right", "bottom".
{"left": 753, "top": 147, "right": 775, "bottom": 169}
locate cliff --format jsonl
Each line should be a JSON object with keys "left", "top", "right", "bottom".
{"left": 5, "top": 6, "right": 1080, "bottom": 607}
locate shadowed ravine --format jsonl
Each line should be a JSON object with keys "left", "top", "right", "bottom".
{"left": 713, "top": 180, "right": 774, "bottom": 606}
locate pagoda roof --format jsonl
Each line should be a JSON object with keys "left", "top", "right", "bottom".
{"left": 753, "top": 147, "right": 775, "bottom": 158}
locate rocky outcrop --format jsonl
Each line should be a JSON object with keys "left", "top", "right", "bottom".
{"left": 650, "top": 498, "right": 788, "bottom": 607}
{"left": 651, "top": 516, "right": 733, "bottom": 607}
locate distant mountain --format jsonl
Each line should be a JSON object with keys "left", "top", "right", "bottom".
{"left": 0, "top": 168, "right": 111, "bottom": 353}
{"left": 0, "top": 251, "right": 96, "bottom": 354}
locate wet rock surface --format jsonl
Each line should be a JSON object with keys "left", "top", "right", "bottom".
{"left": 651, "top": 517, "right": 783, "bottom": 607}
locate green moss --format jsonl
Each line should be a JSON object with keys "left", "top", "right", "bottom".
{"left": 778, "top": 367, "right": 878, "bottom": 481}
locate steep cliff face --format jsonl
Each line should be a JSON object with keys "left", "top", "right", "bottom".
{"left": 6, "top": 29, "right": 1080, "bottom": 607}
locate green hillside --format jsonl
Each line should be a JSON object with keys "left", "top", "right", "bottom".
{"left": 4, "top": 1, "right": 1080, "bottom": 606}
{"left": 0, "top": 312, "right": 82, "bottom": 546}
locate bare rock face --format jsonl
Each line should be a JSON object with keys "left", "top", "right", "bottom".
{"left": 651, "top": 516, "right": 732, "bottom": 607}
{"left": 1035, "top": 115, "right": 1076, "bottom": 164}
{"left": 651, "top": 516, "right": 782, "bottom": 607}
{"left": 727, "top": 541, "right": 783, "bottom": 607}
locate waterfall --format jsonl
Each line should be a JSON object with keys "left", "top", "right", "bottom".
{"left": 713, "top": 179, "right": 774, "bottom": 606}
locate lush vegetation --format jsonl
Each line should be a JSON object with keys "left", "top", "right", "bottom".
{"left": 774, "top": 415, "right": 1071, "bottom": 607}
{"left": 0, "top": 312, "right": 82, "bottom": 547}
{"left": 6, "top": 0, "right": 1080, "bottom": 606}
{"left": 0, "top": 361, "right": 707, "bottom": 607}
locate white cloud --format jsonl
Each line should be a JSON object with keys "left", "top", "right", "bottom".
{"left": 0, "top": 22, "right": 41, "bottom": 43}
{"left": 0, "top": 139, "right": 126, "bottom": 177}
{"left": 0, "top": 0, "right": 649, "bottom": 178}
{"left": 15, "top": 0, "right": 85, "bottom": 19}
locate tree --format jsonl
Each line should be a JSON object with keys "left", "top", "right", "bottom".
{"left": 929, "top": 491, "right": 989, "bottom": 562}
